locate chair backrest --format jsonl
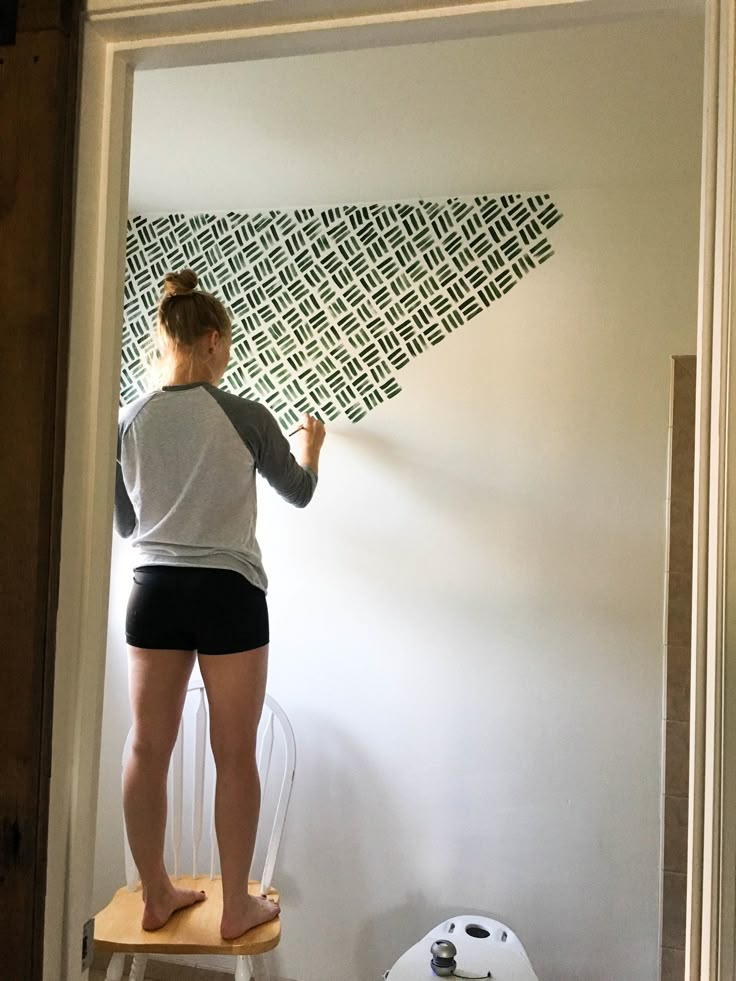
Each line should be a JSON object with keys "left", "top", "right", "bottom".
{"left": 122, "top": 685, "right": 296, "bottom": 896}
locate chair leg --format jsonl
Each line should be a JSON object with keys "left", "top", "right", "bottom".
{"left": 128, "top": 953, "right": 148, "bottom": 981}
{"left": 251, "top": 954, "right": 270, "bottom": 981}
{"left": 105, "top": 953, "right": 125, "bottom": 981}
{"left": 235, "top": 954, "right": 254, "bottom": 981}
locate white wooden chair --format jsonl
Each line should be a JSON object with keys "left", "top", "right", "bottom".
{"left": 94, "top": 685, "right": 296, "bottom": 981}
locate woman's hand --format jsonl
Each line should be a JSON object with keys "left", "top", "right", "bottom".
{"left": 292, "top": 413, "right": 326, "bottom": 474}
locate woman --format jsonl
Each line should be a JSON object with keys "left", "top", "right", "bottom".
{"left": 114, "top": 268, "right": 325, "bottom": 939}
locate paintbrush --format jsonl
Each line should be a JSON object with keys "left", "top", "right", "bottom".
{"left": 288, "top": 425, "right": 305, "bottom": 437}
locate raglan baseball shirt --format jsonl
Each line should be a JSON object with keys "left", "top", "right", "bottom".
{"left": 114, "top": 382, "right": 317, "bottom": 592}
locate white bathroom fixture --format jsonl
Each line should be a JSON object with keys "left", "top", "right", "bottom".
{"left": 384, "top": 914, "right": 539, "bottom": 981}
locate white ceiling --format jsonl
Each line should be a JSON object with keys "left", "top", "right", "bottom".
{"left": 128, "top": 11, "right": 705, "bottom": 215}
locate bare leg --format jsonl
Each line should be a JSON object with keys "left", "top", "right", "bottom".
{"left": 123, "top": 646, "right": 207, "bottom": 930}
{"left": 198, "top": 646, "right": 280, "bottom": 939}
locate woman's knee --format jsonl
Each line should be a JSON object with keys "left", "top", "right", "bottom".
{"left": 129, "top": 728, "right": 176, "bottom": 768}
{"left": 209, "top": 730, "right": 257, "bottom": 771}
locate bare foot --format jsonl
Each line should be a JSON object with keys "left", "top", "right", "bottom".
{"left": 142, "top": 886, "right": 207, "bottom": 931}
{"left": 221, "top": 894, "right": 281, "bottom": 940}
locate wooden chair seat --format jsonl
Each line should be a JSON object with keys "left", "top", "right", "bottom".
{"left": 94, "top": 877, "right": 281, "bottom": 956}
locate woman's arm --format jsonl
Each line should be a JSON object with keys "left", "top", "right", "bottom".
{"left": 254, "top": 408, "right": 324, "bottom": 507}
{"left": 291, "top": 413, "right": 326, "bottom": 477}
{"left": 114, "top": 428, "right": 137, "bottom": 537}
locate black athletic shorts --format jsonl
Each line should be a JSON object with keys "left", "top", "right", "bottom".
{"left": 125, "top": 565, "right": 269, "bottom": 654}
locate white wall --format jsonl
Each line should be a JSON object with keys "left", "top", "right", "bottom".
{"left": 95, "top": 16, "right": 704, "bottom": 981}
{"left": 128, "top": 16, "right": 704, "bottom": 214}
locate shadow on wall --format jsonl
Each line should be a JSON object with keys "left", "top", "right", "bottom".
{"left": 265, "top": 707, "right": 526, "bottom": 981}
{"left": 265, "top": 710, "right": 407, "bottom": 981}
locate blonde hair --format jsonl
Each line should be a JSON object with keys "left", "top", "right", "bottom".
{"left": 151, "top": 269, "right": 231, "bottom": 386}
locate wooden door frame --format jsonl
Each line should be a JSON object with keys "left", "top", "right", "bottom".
{"left": 687, "top": 1, "right": 736, "bottom": 978}
{"left": 49, "top": 2, "right": 735, "bottom": 979}
{"left": 1, "top": 2, "right": 81, "bottom": 980}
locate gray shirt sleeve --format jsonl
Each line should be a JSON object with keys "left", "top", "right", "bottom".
{"left": 207, "top": 387, "right": 318, "bottom": 508}
{"left": 115, "top": 392, "right": 155, "bottom": 538}
{"left": 115, "top": 422, "right": 137, "bottom": 538}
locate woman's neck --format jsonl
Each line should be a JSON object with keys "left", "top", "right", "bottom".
{"left": 164, "top": 373, "right": 212, "bottom": 387}
{"left": 163, "top": 359, "right": 215, "bottom": 388}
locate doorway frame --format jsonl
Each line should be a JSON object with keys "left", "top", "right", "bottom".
{"left": 48, "top": 2, "right": 736, "bottom": 979}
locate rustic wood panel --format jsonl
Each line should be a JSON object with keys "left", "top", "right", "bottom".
{"left": 0, "top": 1, "right": 80, "bottom": 977}
{"left": 660, "top": 355, "right": 697, "bottom": 980}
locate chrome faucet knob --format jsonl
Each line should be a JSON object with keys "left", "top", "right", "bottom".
{"left": 431, "top": 939, "right": 457, "bottom": 976}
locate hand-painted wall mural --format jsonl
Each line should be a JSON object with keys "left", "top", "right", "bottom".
{"left": 122, "top": 195, "right": 563, "bottom": 426}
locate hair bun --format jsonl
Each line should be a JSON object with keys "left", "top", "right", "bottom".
{"left": 163, "top": 269, "right": 198, "bottom": 297}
